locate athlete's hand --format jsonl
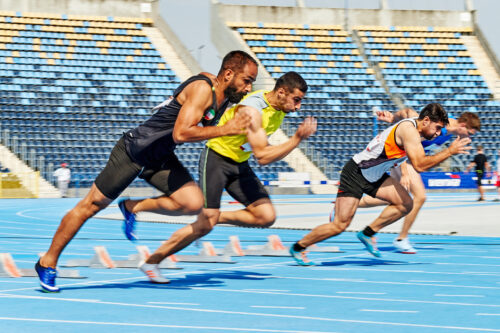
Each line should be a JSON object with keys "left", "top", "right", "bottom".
{"left": 448, "top": 137, "right": 472, "bottom": 155}
{"left": 223, "top": 110, "right": 251, "bottom": 136}
{"left": 294, "top": 116, "right": 317, "bottom": 140}
{"left": 376, "top": 111, "right": 394, "bottom": 123}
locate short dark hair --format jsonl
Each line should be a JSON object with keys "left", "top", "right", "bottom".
{"left": 274, "top": 71, "right": 308, "bottom": 93}
{"left": 418, "top": 103, "right": 449, "bottom": 125}
{"left": 477, "top": 145, "right": 483, "bottom": 151}
{"left": 217, "top": 50, "right": 257, "bottom": 76}
{"left": 457, "top": 112, "right": 481, "bottom": 131}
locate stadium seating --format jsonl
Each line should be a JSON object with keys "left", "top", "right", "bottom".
{"left": 227, "top": 22, "right": 398, "bottom": 177}
{"left": 0, "top": 11, "right": 293, "bottom": 189}
{"left": 356, "top": 25, "right": 500, "bottom": 164}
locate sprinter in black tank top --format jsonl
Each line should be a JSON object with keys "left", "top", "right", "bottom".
{"left": 35, "top": 51, "right": 258, "bottom": 292}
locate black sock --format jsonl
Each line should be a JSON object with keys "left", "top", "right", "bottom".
{"left": 362, "top": 226, "right": 376, "bottom": 237}
{"left": 293, "top": 242, "right": 306, "bottom": 252}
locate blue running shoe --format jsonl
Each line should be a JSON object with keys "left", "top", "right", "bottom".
{"left": 35, "top": 260, "right": 60, "bottom": 293}
{"left": 289, "top": 246, "right": 316, "bottom": 266}
{"left": 356, "top": 231, "right": 381, "bottom": 257}
{"left": 119, "top": 199, "right": 137, "bottom": 242}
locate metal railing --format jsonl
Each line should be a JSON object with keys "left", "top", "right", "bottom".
{"left": 0, "top": 128, "right": 55, "bottom": 185}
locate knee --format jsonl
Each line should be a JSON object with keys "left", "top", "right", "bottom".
{"left": 401, "top": 199, "right": 414, "bottom": 215}
{"left": 327, "top": 221, "right": 349, "bottom": 235}
{"left": 179, "top": 197, "right": 204, "bottom": 215}
{"left": 196, "top": 223, "right": 214, "bottom": 237}
{"left": 251, "top": 205, "right": 276, "bottom": 228}
{"left": 413, "top": 194, "right": 427, "bottom": 206}
{"left": 255, "top": 211, "right": 276, "bottom": 228}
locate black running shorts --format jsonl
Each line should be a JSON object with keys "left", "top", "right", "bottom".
{"left": 336, "top": 158, "right": 390, "bottom": 199}
{"left": 475, "top": 170, "right": 484, "bottom": 186}
{"left": 199, "top": 147, "right": 270, "bottom": 209}
{"left": 94, "top": 136, "right": 193, "bottom": 200}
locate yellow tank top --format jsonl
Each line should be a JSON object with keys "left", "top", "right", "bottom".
{"left": 206, "top": 90, "right": 285, "bottom": 163}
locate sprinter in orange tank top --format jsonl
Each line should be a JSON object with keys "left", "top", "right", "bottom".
{"left": 289, "top": 103, "right": 472, "bottom": 265}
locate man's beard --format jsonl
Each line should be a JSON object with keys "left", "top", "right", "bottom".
{"left": 224, "top": 85, "right": 247, "bottom": 103}
{"left": 423, "top": 131, "right": 437, "bottom": 140}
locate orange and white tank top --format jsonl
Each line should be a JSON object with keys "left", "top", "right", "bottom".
{"left": 352, "top": 118, "right": 416, "bottom": 182}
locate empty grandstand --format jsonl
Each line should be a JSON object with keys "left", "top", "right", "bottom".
{"left": 0, "top": 0, "right": 499, "bottom": 197}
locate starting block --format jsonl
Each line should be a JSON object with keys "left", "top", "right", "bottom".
{"left": 0, "top": 253, "right": 85, "bottom": 279}
{"left": 62, "top": 246, "right": 178, "bottom": 269}
{"left": 161, "top": 242, "right": 235, "bottom": 265}
{"left": 217, "top": 235, "right": 342, "bottom": 256}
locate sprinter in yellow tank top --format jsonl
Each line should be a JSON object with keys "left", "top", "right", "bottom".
{"left": 140, "top": 72, "right": 317, "bottom": 282}
{"left": 290, "top": 103, "right": 472, "bottom": 265}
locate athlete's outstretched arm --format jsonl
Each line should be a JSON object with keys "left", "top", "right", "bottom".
{"left": 376, "top": 107, "right": 418, "bottom": 124}
{"left": 398, "top": 122, "right": 471, "bottom": 173}
{"left": 244, "top": 106, "right": 316, "bottom": 165}
{"left": 172, "top": 81, "right": 250, "bottom": 143}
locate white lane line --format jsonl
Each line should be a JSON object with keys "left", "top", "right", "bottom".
{"left": 0, "top": 317, "right": 338, "bottom": 332}
{"left": 435, "top": 294, "right": 484, "bottom": 298}
{"left": 409, "top": 280, "right": 452, "bottom": 283}
{"left": 0, "top": 302, "right": 497, "bottom": 332}
{"left": 0, "top": 280, "right": 34, "bottom": 284}
{"left": 148, "top": 302, "right": 200, "bottom": 306}
{"left": 336, "top": 292, "right": 386, "bottom": 295}
{"left": 244, "top": 289, "right": 290, "bottom": 292}
{"left": 360, "top": 309, "right": 418, "bottom": 313}
{"left": 94, "top": 272, "right": 133, "bottom": 275}
{"left": 251, "top": 306, "right": 305, "bottom": 309}
{"left": 314, "top": 266, "right": 500, "bottom": 277}
{"left": 0, "top": 295, "right": 100, "bottom": 303}
{"left": 476, "top": 313, "right": 500, "bottom": 316}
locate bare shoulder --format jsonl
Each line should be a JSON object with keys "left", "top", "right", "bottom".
{"left": 178, "top": 79, "right": 213, "bottom": 106}
{"left": 396, "top": 120, "right": 419, "bottom": 140}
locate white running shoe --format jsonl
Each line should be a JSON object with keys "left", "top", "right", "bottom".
{"left": 393, "top": 238, "right": 417, "bottom": 254}
{"left": 140, "top": 263, "right": 170, "bottom": 284}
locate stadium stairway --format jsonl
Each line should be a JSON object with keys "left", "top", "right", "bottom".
{"left": 460, "top": 35, "right": 500, "bottom": 100}
{"left": 0, "top": 144, "right": 60, "bottom": 198}
{"left": 143, "top": 26, "right": 192, "bottom": 81}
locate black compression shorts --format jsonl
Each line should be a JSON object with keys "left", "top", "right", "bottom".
{"left": 336, "top": 158, "right": 390, "bottom": 199}
{"left": 199, "top": 147, "right": 269, "bottom": 209}
{"left": 94, "top": 136, "right": 193, "bottom": 200}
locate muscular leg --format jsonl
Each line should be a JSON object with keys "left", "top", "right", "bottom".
{"left": 145, "top": 198, "right": 276, "bottom": 264}
{"left": 398, "top": 165, "right": 426, "bottom": 239}
{"left": 146, "top": 208, "right": 219, "bottom": 264}
{"left": 358, "top": 195, "right": 389, "bottom": 208}
{"left": 218, "top": 198, "right": 276, "bottom": 228}
{"left": 124, "top": 181, "right": 203, "bottom": 216}
{"left": 40, "top": 183, "right": 112, "bottom": 268}
{"left": 296, "top": 196, "right": 359, "bottom": 248}
{"left": 367, "top": 177, "right": 413, "bottom": 232}
{"left": 478, "top": 185, "right": 485, "bottom": 200}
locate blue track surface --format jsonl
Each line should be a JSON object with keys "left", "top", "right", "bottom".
{"left": 0, "top": 196, "right": 499, "bottom": 332}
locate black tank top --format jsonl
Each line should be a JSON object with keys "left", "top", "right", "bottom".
{"left": 123, "top": 74, "right": 229, "bottom": 167}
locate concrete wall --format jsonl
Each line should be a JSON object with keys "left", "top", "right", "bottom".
{"left": 0, "top": 0, "right": 148, "bottom": 17}
{"left": 214, "top": 4, "right": 471, "bottom": 28}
